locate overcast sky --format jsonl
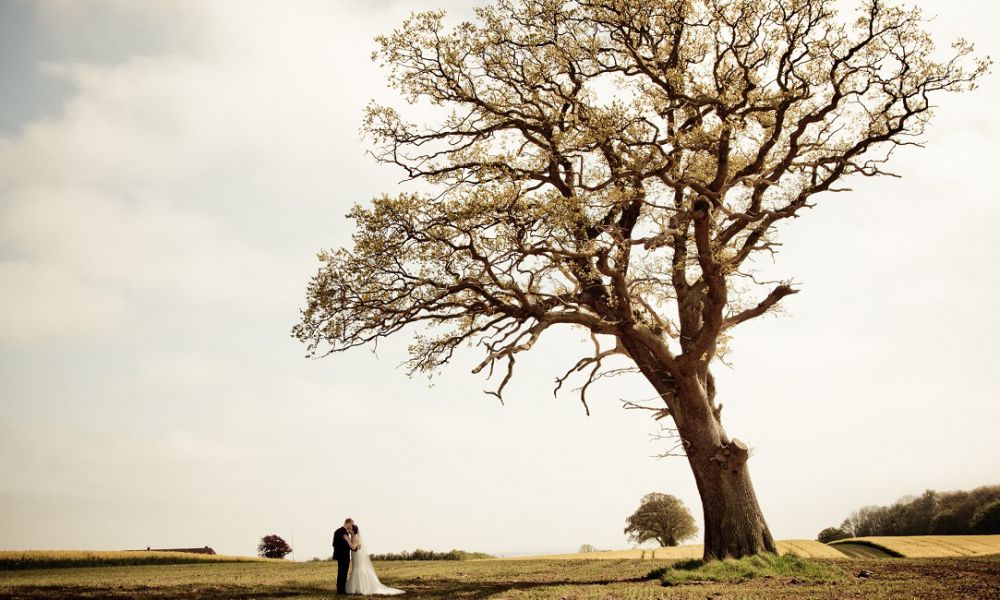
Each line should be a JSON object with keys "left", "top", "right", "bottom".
{"left": 1, "top": 0, "right": 998, "bottom": 560}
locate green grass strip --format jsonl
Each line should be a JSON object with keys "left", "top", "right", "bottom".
{"left": 829, "top": 539, "right": 905, "bottom": 558}
{"left": 648, "top": 553, "right": 845, "bottom": 586}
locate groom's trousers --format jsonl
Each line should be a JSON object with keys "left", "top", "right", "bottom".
{"left": 336, "top": 557, "right": 350, "bottom": 594}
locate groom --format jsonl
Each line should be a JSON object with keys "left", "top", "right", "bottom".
{"left": 332, "top": 517, "right": 354, "bottom": 595}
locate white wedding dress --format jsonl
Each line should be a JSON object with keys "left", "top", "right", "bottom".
{"left": 345, "top": 534, "right": 405, "bottom": 596}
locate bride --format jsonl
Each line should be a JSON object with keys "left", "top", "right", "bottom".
{"left": 346, "top": 525, "right": 404, "bottom": 596}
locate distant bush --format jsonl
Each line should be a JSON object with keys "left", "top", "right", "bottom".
{"left": 578, "top": 544, "right": 597, "bottom": 553}
{"left": 971, "top": 500, "right": 1000, "bottom": 534}
{"left": 817, "top": 484, "right": 1000, "bottom": 540}
{"left": 816, "top": 527, "right": 850, "bottom": 543}
{"left": 257, "top": 535, "right": 293, "bottom": 559}
{"left": 369, "top": 549, "right": 495, "bottom": 561}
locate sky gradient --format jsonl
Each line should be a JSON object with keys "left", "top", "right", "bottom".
{"left": 1, "top": 0, "right": 999, "bottom": 560}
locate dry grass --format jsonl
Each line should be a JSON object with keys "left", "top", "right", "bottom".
{"left": 774, "top": 539, "right": 848, "bottom": 558}
{"left": 507, "top": 539, "right": 843, "bottom": 560}
{"left": 3, "top": 555, "right": 1000, "bottom": 599}
{"left": 831, "top": 535, "right": 1000, "bottom": 558}
{"left": 0, "top": 550, "right": 269, "bottom": 570}
{"left": 507, "top": 546, "right": 700, "bottom": 560}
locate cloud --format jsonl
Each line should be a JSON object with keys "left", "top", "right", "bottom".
{"left": 1, "top": 0, "right": 999, "bottom": 559}
{"left": 0, "top": 184, "right": 288, "bottom": 309}
{"left": 0, "top": 259, "right": 127, "bottom": 344}
{"left": 0, "top": 2, "right": 383, "bottom": 346}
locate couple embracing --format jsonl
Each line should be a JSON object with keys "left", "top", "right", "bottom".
{"left": 332, "top": 518, "right": 404, "bottom": 596}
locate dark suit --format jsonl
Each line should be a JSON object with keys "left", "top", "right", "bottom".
{"left": 332, "top": 526, "right": 351, "bottom": 594}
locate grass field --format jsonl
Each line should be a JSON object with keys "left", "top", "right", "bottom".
{"left": 2, "top": 555, "right": 1000, "bottom": 599}
{"left": 826, "top": 541, "right": 897, "bottom": 559}
{"left": 512, "top": 539, "right": 843, "bottom": 560}
{"left": 830, "top": 535, "right": 1000, "bottom": 558}
{"left": 3, "top": 537, "right": 1000, "bottom": 598}
{"left": 519, "top": 535, "right": 1000, "bottom": 561}
{"left": 0, "top": 550, "right": 270, "bottom": 570}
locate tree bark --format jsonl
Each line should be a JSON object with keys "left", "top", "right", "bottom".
{"left": 621, "top": 335, "right": 776, "bottom": 560}
{"left": 686, "top": 440, "right": 776, "bottom": 560}
{"left": 677, "top": 394, "right": 777, "bottom": 560}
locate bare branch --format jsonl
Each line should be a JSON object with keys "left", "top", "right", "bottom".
{"left": 723, "top": 284, "right": 800, "bottom": 330}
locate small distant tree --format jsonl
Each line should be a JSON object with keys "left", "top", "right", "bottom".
{"left": 578, "top": 544, "right": 597, "bottom": 553}
{"left": 816, "top": 527, "right": 850, "bottom": 543}
{"left": 971, "top": 500, "right": 1000, "bottom": 534}
{"left": 625, "top": 493, "right": 697, "bottom": 547}
{"left": 257, "top": 534, "right": 293, "bottom": 559}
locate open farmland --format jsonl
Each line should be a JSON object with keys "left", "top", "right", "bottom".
{"left": 517, "top": 535, "right": 1000, "bottom": 561}
{"left": 828, "top": 542, "right": 896, "bottom": 559}
{"left": 0, "top": 550, "right": 270, "bottom": 570}
{"left": 831, "top": 535, "right": 1000, "bottom": 558}
{"left": 3, "top": 537, "right": 999, "bottom": 598}
{"left": 511, "top": 539, "right": 844, "bottom": 560}
{"left": 2, "top": 555, "right": 1000, "bottom": 599}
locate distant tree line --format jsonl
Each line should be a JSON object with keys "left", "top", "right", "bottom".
{"left": 368, "top": 549, "right": 495, "bottom": 561}
{"left": 818, "top": 485, "right": 1000, "bottom": 542}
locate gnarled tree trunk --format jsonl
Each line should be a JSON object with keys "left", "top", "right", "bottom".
{"left": 678, "top": 397, "right": 777, "bottom": 560}
{"left": 676, "top": 388, "right": 777, "bottom": 560}
{"left": 622, "top": 335, "right": 777, "bottom": 560}
{"left": 687, "top": 439, "right": 776, "bottom": 560}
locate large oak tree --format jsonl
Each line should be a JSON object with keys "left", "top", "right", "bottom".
{"left": 295, "top": 0, "right": 987, "bottom": 559}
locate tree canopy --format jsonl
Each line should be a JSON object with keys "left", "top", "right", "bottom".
{"left": 625, "top": 492, "right": 698, "bottom": 547}
{"left": 257, "top": 535, "right": 293, "bottom": 560}
{"left": 296, "top": 0, "right": 987, "bottom": 560}
{"left": 820, "top": 485, "right": 1000, "bottom": 538}
{"left": 298, "top": 0, "right": 985, "bottom": 402}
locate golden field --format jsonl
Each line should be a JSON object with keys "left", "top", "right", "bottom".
{"left": 511, "top": 535, "right": 1000, "bottom": 561}
{"left": 831, "top": 534, "right": 1000, "bottom": 558}
{"left": 4, "top": 555, "right": 1000, "bottom": 599}
{"left": 0, "top": 550, "right": 269, "bottom": 570}
{"left": 6, "top": 535, "right": 997, "bottom": 571}
{"left": 508, "top": 539, "right": 844, "bottom": 560}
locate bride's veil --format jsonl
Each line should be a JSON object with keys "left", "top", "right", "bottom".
{"left": 346, "top": 527, "right": 404, "bottom": 595}
{"left": 354, "top": 532, "right": 370, "bottom": 558}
